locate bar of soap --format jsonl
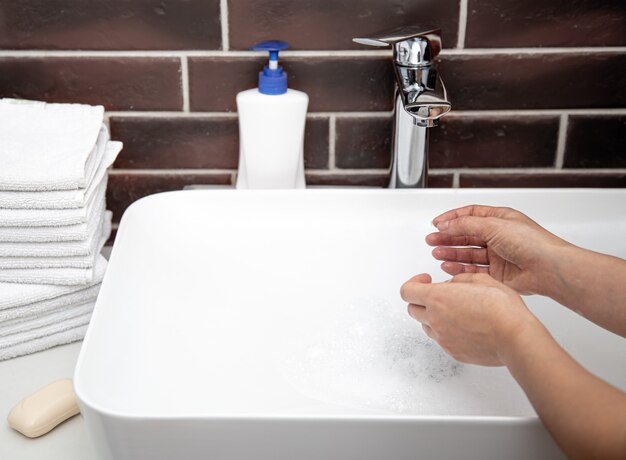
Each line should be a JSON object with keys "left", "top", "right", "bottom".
{"left": 7, "top": 378, "right": 80, "bottom": 438}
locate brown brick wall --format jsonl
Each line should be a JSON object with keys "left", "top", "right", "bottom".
{"left": 1, "top": 0, "right": 625, "bottom": 234}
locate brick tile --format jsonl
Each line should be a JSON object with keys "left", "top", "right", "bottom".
{"left": 110, "top": 117, "right": 239, "bottom": 169}
{"left": 334, "top": 115, "right": 558, "bottom": 171}
{"left": 426, "top": 173, "right": 455, "bottom": 188}
{"left": 466, "top": 0, "right": 626, "bottom": 47}
{"left": 305, "top": 172, "right": 453, "bottom": 188}
{"left": 107, "top": 173, "right": 232, "bottom": 222}
{"left": 228, "top": 0, "right": 460, "bottom": 50}
{"left": 564, "top": 115, "right": 626, "bottom": 168}
{"left": 0, "top": 0, "right": 221, "bottom": 50}
{"left": 441, "top": 53, "right": 626, "bottom": 110}
{"left": 335, "top": 117, "right": 392, "bottom": 169}
{"left": 190, "top": 53, "right": 626, "bottom": 113}
{"left": 189, "top": 56, "right": 394, "bottom": 112}
{"left": 304, "top": 118, "right": 330, "bottom": 169}
{"left": 0, "top": 57, "right": 182, "bottom": 110}
{"left": 306, "top": 173, "right": 389, "bottom": 187}
{"left": 460, "top": 172, "right": 626, "bottom": 188}
{"left": 110, "top": 116, "right": 328, "bottom": 170}
{"left": 430, "top": 116, "right": 558, "bottom": 168}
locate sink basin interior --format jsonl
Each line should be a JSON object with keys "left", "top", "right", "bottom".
{"left": 75, "top": 189, "right": 626, "bottom": 420}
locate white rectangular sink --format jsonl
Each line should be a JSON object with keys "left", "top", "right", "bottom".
{"left": 74, "top": 189, "right": 626, "bottom": 460}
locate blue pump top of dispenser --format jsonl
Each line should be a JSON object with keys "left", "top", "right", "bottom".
{"left": 252, "top": 40, "right": 289, "bottom": 95}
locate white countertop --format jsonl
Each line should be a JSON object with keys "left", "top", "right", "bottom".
{"left": 0, "top": 340, "right": 96, "bottom": 459}
{"left": 0, "top": 248, "right": 108, "bottom": 459}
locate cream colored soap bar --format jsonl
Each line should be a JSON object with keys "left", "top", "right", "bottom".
{"left": 7, "top": 378, "right": 80, "bottom": 438}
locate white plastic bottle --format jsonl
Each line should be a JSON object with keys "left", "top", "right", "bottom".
{"left": 236, "top": 41, "right": 308, "bottom": 189}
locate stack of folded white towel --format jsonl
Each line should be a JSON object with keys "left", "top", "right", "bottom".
{"left": 0, "top": 99, "right": 121, "bottom": 360}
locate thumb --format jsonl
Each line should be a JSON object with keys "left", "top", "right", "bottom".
{"left": 406, "top": 273, "right": 433, "bottom": 284}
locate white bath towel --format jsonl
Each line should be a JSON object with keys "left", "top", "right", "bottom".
{"left": 0, "top": 309, "right": 92, "bottom": 348}
{"left": 0, "top": 193, "right": 105, "bottom": 257}
{"left": 0, "top": 99, "right": 104, "bottom": 191}
{"left": 0, "top": 141, "right": 120, "bottom": 227}
{"left": 0, "top": 313, "right": 92, "bottom": 361}
{"left": 0, "top": 284, "right": 100, "bottom": 322}
{"left": 0, "top": 300, "right": 95, "bottom": 338}
{"left": 0, "top": 255, "right": 107, "bottom": 310}
{"left": 0, "top": 189, "right": 105, "bottom": 243}
{"left": 0, "top": 211, "right": 111, "bottom": 269}
{"left": 0, "top": 324, "right": 88, "bottom": 361}
{"left": 0, "top": 126, "right": 114, "bottom": 209}
{"left": 0, "top": 216, "right": 111, "bottom": 285}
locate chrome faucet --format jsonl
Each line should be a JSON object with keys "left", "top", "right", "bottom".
{"left": 354, "top": 26, "right": 451, "bottom": 188}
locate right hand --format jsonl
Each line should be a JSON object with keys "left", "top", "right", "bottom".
{"left": 426, "top": 205, "right": 571, "bottom": 295}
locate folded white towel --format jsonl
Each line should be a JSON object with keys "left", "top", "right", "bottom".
{"left": 0, "top": 99, "right": 104, "bottom": 191}
{"left": 0, "top": 126, "right": 113, "bottom": 209}
{"left": 0, "top": 308, "right": 92, "bottom": 349}
{"left": 0, "top": 141, "right": 120, "bottom": 227}
{"left": 0, "top": 284, "right": 100, "bottom": 322}
{"left": 0, "top": 312, "right": 92, "bottom": 361}
{"left": 0, "top": 211, "right": 111, "bottom": 269}
{"left": 0, "top": 300, "right": 95, "bottom": 338}
{"left": 0, "top": 215, "right": 111, "bottom": 285}
{"left": 0, "top": 189, "right": 105, "bottom": 242}
{"left": 0, "top": 255, "right": 107, "bottom": 310}
{"left": 0, "top": 324, "right": 89, "bottom": 361}
{"left": 0, "top": 191, "right": 105, "bottom": 257}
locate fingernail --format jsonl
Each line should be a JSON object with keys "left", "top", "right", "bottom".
{"left": 436, "top": 221, "right": 449, "bottom": 230}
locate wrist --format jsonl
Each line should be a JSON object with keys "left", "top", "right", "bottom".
{"left": 497, "top": 314, "right": 552, "bottom": 368}
{"left": 531, "top": 241, "right": 580, "bottom": 299}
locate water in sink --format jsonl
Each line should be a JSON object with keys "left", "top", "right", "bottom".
{"left": 281, "top": 296, "right": 532, "bottom": 416}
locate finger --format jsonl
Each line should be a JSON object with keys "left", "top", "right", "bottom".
{"left": 425, "top": 232, "right": 486, "bottom": 248}
{"left": 449, "top": 272, "right": 492, "bottom": 284}
{"left": 432, "top": 246, "right": 489, "bottom": 265}
{"left": 400, "top": 280, "right": 442, "bottom": 305}
{"left": 440, "top": 261, "right": 489, "bottom": 276}
{"left": 406, "top": 273, "right": 433, "bottom": 284}
{"left": 407, "top": 303, "right": 428, "bottom": 323}
{"left": 435, "top": 216, "right": 502, "bottom": 242}
{"left": 432, "top": 205, "right": 503, "bottom": 226}
{"left": 422, "top": 324, "right": 437, "bottom": 340}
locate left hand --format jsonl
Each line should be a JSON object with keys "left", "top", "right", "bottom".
{"left": 400, "top": 273, "right": 542, "bottom": 366}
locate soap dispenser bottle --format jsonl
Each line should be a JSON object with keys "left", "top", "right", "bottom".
{"left": 236, "top": 41, "right": 308, "bottom": 189}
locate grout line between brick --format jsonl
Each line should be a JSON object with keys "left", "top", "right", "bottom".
{"left": 0, "top": 50, "right": 391, "bottom": 58}
{"left": 328, "top": 115, "right": 337, "bottom": 169}
{"left": 220, "top": 0, "right": 229, "bottom": 51}
{"left": 180, "top": 57, "right": 190, "bottom": 112}
{"left": 442, "top": 47, "right": 626, "bottom": 55}
{"left": 104, "top": 109, "right": 626, "bottom": 119}
{"left": 554, "top": 114, "right": 569, "bottom": 169}
{"left": 456, "top": 0, "right": 468, "bottom": 49}
{"left": 109, "top": 169, "right": 237, "bottom": 175}
{"left": 2, "top": 47, "right": 626, "bottom": 58}
{"left": 107, "top": 111, "right": 238, "bottom": 118}
{"left": 448, "top": 108, "right": 626, "bottom": 116}
{"left": 435, "top": 167, "right": 626, "bottom": 174}
{"left": 107, "top": 167, "right": 626, "bottom": 176}
{"left": 452, "top": 172, "right": 460, "bottom": 188}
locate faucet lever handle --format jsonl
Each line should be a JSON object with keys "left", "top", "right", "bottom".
{"left": 353, "top": 25, "right": 442, "bottom": 63}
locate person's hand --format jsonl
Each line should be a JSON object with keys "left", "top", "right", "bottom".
{"left": 400, "top": 273, "right": 543, "bottom": 366}
{"left": 426, "top": 205, "right": 571, "bottom": 296}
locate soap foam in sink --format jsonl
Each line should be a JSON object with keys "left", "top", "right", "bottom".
{"left": 281, "top": 298, "right": 462, "bottom": 414}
